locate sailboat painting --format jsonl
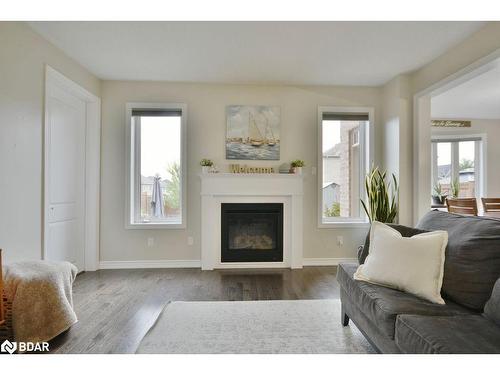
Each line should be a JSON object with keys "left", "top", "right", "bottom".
{"left": 226, "top": 105, "right": 280, "bottom": 160}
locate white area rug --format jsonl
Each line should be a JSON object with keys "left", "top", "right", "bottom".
{"left": 136, "top": 299, "right": 375, "bottom": 354}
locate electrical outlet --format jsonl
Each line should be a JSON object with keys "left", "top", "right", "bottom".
{"left": 337, "top": 236, "right": 344, "bottom": 247}
{"left": 147, "top": 237, "right": 155, "bottom": 247}
{"left": 187, "top": 236, "right": 194, "bottom": 246}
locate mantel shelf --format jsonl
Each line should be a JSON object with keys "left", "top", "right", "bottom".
{"left": 199, "top": 173, "right": 304, "bottom": 179}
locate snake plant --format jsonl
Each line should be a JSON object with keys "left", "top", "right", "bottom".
{"left": 360, "top": 166, "right": 399, "bottom": 223}
{"left": 451, "top": 177, "right": 460, "bottom": 198}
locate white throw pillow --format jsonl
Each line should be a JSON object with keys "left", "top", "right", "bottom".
{"left": 353, "top": 221, "right": 448, "bottom": 304}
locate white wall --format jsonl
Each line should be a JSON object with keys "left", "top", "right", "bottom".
{"left": 431, "top": 119, "right": 500, "bottom": 197}
{"left": 0, "top": 22, "right": 101, "bottom": 264}
{"left": 382, "top": 78, "right": 400, "bottom": 178}
{"left": 100, "top": 81, "right": 382, "bottom": 263}
{"left": 381, "top": 75, "right": 413, "bottom": 225}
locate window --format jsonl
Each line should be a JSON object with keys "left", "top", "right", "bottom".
{"left": 431, "top": 136, "right": 483, "bottom": 200}
{"left": 318, "top": 107, "right": 372, "bottom": 226}
{"left": 126, "top": 103, "right": 187, "bottom": 228}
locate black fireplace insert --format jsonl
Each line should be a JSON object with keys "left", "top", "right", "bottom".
{"left": 221, "top": 203, "right": 283, "bottom": 262}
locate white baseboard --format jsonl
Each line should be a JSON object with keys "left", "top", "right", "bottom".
{"left": 98, "top": 258, "right": 356, "bottom": 269}
{"left": 99, "top": 259, "right": 201, "bottom": 269}
{"left": 302, "top": 257, "right": 357, "bottom": 266}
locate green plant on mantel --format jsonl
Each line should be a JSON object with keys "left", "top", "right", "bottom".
{"left": 360, "top": 166, "right": 399, "bottom": 223}
{"left": 200, "top": 159, "right": 213, "bottom": 167}
{"left": 291, "top": 160, "right": 305, "bottom": 167}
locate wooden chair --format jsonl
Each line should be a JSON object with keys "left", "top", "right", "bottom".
{"left": 0, "top": 249, "right": 4, "bottom": 325}
{"left": 0, "top": 249, "right": 13, "bottom": 341}
{"left": 482, "top": 198, "right": 500, "bottom": 212}
{"left": 446, "top": 198, "right": 478, "bottom": 216}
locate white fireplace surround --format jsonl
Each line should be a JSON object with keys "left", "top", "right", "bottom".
{"left": 200, "top": 173, "right": 304, "bottom": 270}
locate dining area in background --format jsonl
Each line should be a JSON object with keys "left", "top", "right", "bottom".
{"left": 428, "top": 131, "right": 500, "bottom": 218}
{"left": 432, "top": 197, "right": 500, "bottom": 218}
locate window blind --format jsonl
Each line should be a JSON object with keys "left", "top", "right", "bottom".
{"left": 431, "top": 137, "right": 481, "bottom": 143}
{"left": 132, "top": 109, "right": 182, "bottom": 117}
{"left": 322, "top": 113, "right": 369, "bottom": 121}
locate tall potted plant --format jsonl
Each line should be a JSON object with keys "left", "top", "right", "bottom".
{"left": 360, "top": 166, "right": 399, "bottom": 223}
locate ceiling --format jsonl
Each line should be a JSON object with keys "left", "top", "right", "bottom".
{"left": 28, "top": 21, "right": 485, "bottom": 86}
{"left": 431, "top": 64, "right": 500, "bottom": 119}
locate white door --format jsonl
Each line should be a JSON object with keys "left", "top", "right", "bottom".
{"left": 45, "top": 83, "right": 86, "bottom": 271}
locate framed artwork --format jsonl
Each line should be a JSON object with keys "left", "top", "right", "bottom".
{"left": 226, "top": 105, "right": 280, "bottom": 160}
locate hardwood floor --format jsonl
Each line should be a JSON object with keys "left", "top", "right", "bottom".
{"left": 51, "top": 266, "right": 341, "bottom": 354}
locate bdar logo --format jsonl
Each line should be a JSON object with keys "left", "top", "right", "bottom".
{"left": 1, "top": 340, "right": 17, "bottom": 354}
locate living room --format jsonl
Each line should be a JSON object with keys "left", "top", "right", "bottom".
{"left": 1, "top": 1, "right": 500, "bottom": 373}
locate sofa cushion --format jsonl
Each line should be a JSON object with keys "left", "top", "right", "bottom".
{"left": 395, "top": 314, "right": 500, "bottom": 354}
{"left": 337, "top": 263, "right": 468, "bottom": 339}
{"left": 354, "top": 222, "right": 448, "bottom": 304}
{"left": 358, "top": 224, "right": 428, "bottom": 264}
{"left": 416, "top": 210, "right": 500, "bottom": 311}
{"left": 484, "top": 278, "right": 500, "bottom": 326}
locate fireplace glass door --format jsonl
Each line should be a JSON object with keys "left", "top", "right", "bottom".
{"left": 221, "top": 203, "right": 283, "bottom": 262}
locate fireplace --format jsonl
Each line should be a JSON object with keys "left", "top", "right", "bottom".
{"left": 200, "top": 173, "right": 303, "bottom": 269}
{"left": 221, "top": 203, "right": 284, "bottom": 262}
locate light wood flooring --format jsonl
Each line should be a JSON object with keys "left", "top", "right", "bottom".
{"left": 50, "top": 266, "right": 340, "bottom": 354}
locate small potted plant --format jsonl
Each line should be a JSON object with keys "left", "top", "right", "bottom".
{"left": 432, "top": 183, "right": 447, "bottom": 205}
{"left": 290, "top": 160, "right": 305, "bottom": 175}
{"left": 200, "top": 159, "right": 213, "bottom": 174}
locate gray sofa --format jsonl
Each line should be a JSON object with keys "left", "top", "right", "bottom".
{"left": 337, "top": 210, "right": 500, "bottom": 353}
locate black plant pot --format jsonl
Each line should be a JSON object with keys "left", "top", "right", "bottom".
{"left": 432, "top": 195, "right": 447, "bottom": 205}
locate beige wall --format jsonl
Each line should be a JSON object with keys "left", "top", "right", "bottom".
{"left": 0, "top": 22, "right": 101, "bottom": 263}
{"left": 381, "top": 77, "right": 400, "bottom": 178}
{"left": 381, "top": 75, "right": 413, "bottom": 225}
{"left": 431, "top": 119, "right": 500, "bottom": 198}
{"left": 100, "top": 81, "right": 382, "bottom": 262}
{"left": 412, "top": 22, "right": 500, "bottom": 94}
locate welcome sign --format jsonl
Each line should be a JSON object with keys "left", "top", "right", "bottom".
{"left": 229, "top": 164, "right": 275, "bottom": 174}
{"left": 431, "top": 119, "right": 471, "bottom": 128}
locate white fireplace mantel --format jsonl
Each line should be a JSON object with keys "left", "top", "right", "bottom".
{"left": 200, "top": 173, "right": 304, "bottom": 270}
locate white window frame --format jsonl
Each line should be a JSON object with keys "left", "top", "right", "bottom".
{"left": 125, "top": 102, "right": 187, "bottom": 229}
{"left": 431, "top": 133, "right": 487, "bottom": 199}
{"left": 317, "top": 106, "right": 374, "bottom": 228}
